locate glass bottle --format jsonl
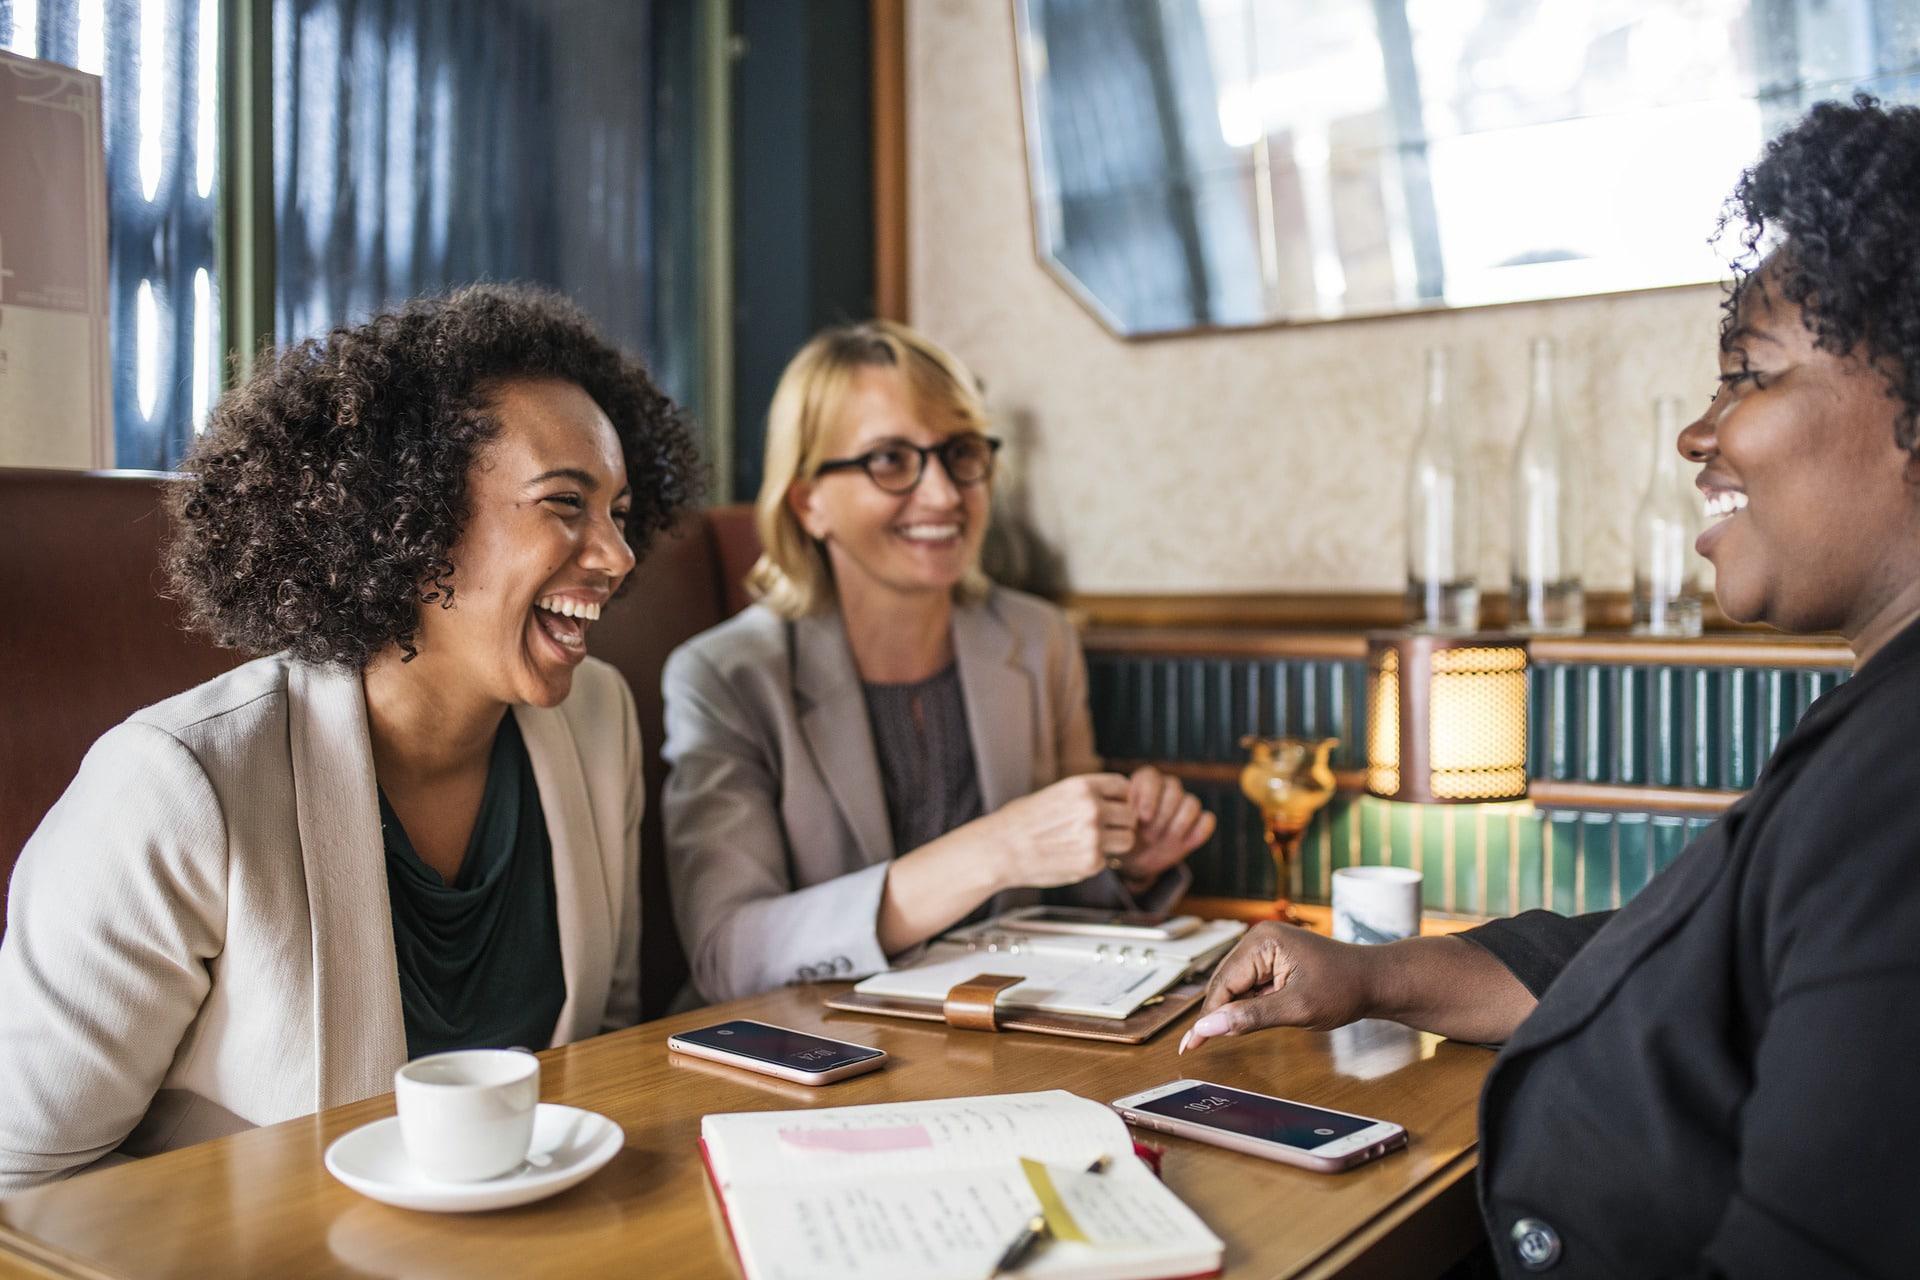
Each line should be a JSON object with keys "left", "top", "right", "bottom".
{"left": 1632, "top": 396, "right": 1703, "bottom": 636}
{"left": 1507, "top": 337, "right": 1584, "bottom": 635}
{"left": 1405, "top": 347, "right": 1479, "bottom": 632}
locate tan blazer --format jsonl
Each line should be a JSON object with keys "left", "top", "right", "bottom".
{"left": 0, "top": 654, "right": 642, "bottom": 1192}
{"left": 662, "top": 586, "right": 1186, "bottom": 1005}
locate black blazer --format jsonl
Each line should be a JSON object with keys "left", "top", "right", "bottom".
{"left": 1462, "top": 620, "right": 1920, "bottom": 1279}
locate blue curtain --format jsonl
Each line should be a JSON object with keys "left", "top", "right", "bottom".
{"left": 273, "top": 0, "right": 662, "bottom": 374}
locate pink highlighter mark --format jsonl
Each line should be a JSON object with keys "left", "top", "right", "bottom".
{"left": 777, "top": 1124, "right": 934, "bottom": 1154}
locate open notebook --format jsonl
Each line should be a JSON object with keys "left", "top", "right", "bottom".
{"left": 850, "top": 917, "right": 1248, "bottom": 1020}
{"left": 700, "top": 1091, "right": 1224, "bottom": 1280}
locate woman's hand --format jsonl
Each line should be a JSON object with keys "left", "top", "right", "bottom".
{"left": 1178, "top": 926, "right": 1539, "bottom": 1051}
{"left": 985, "top": 773, "right": 1138, "bottom": 890}
{"left": 1179, "top": 922, "right": 1378, "bottom": 1051}
{"left": 1116, "top": 766, "right": 1215, "bottom": 892}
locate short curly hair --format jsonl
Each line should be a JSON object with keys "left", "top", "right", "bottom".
{"left": 1720, "top": 94, "right": 1920, "bottom": 454}
{"left": 166, "top": 284, "right": 704, "bottom": 668}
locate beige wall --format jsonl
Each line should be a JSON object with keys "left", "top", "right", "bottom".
{"left": 906, "top": 2, "right": 1724, "bottom": 596}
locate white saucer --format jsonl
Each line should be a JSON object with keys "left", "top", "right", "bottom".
{"left": 325, "top": 1103, "right": 623, "bottom": 1213}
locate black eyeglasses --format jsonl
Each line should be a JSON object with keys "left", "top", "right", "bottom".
{"left": 813, "top": 434, "right": 1002, "bottom": 494}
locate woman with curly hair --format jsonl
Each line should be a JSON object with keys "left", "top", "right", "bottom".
{"left": 1181, "top": 97, "right": 1920, "bottom": 1277}
{"left": 0, "top": 285, "right": 699, "bottom": 1190}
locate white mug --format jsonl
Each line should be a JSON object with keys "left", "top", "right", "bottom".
{"left": 394, "top": 1049, "right": 540, "bottom": 1183}
{"left": 1331, "top": 866, "right": 1423, "bottom": 945}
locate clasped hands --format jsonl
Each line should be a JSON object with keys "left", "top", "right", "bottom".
{"left": 988, "top": 766, "right": 1215, "bottom": 895}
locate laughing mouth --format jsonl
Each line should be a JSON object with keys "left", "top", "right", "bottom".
{"left": 534, "top": 594, "right": 603, "bottom": 654}
{"left": 896, "top": 522, "right": 963, "bottom": 543}
{"left": 1702, "top": 490, "right": 1749, "bottom": 520}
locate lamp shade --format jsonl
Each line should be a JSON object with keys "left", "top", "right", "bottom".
{"left": 1366, "top": 632, "right": 1529, "bottom": 804}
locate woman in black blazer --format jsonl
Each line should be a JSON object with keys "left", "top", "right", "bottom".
{"left": 1185, "top": 97, "right": 1920, "bottom": 1280}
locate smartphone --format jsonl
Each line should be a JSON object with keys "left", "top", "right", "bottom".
{"left": 666, "top": 1020, "right": 887, "bottom": 1085}
{"left": 1000, "top": 905, "right": 1203, "bottom": 940}
{"left": 1110, "top": 1080, "right": 1406, "bottom": 1173}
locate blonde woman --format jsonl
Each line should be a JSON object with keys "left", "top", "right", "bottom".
{"left": 663, "top": 322, "right": 1214, "bottom": 1004}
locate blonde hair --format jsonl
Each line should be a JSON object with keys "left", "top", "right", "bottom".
{"left": 747, "top": 320, "right": 995, "bottom": 618}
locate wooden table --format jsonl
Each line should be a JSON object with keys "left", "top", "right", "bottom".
{"left": 0, "top": 987, "right": 1492, "bottom": 1279}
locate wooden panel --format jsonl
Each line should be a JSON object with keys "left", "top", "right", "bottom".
{"left": 1527, "top": 781, "right": 1741, "bottom": 815}
{"left": 1081, "top": 621, "right": 1849, "bottom": 671}
{"left": 1068, "top": 590, "right": 1801, "bottom": 638}
{"left": 1069, "top": 593, "right": 1411, "bottom": 631}
{"left": 0, "top": 987, "right": 1492, "bottom": 1280}
{"left": 870, "top": 0, "right": 908, "bottom": 321}
{"left": 1111, "top": 758, "right": 1742, "bottom": 817}
{"left": 1527, "top": 635, "right": 1850, "bottom": 669}
{"left": 1082, "top": 628, "right": 1370, "bottom": 660}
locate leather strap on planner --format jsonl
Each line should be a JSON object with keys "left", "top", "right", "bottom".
{"left": 942, "top": 973, "right": 1025, "bottom": 1032}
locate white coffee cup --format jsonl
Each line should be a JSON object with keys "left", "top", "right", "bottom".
{"left": 1331, "top": 866, "right": 1423, "bottom": 945}
{"left": 394, "top": 1049, "right": 540, "bottom": 1183}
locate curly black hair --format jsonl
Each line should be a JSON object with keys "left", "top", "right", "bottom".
{"left": 166, "top": 284, "right": 704, "bottom": 668}
{"left": 1720, "top": 94, "right": 1920, "bottom": 453}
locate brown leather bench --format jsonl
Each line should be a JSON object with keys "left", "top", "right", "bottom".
{"left": 0, "top": 467, "right": 758, "bottom": 1018}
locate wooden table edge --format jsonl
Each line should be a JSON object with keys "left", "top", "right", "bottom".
{"left": 1293, "top": 1146, "right": 1482, "bottom": 1280}
{"left": 0, "top": 1221, "right": 120, "bottom": 1280}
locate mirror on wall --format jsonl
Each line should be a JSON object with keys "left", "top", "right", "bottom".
{"left": 1013, "top": 0, "right": 1920, "bottom": 337}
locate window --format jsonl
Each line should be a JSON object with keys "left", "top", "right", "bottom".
{"left": 4, "top": 0, "right": 222, "bottom": 469}
{"left": 272, "top": 0, "right": 661, "bottom": 365}
{"left": 2, "top": 0, "right": 705, "bottom": 469}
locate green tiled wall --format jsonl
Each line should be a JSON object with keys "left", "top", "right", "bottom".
{"left": 1175, "top": 780, "right": 1713, "bottom": 914}
{"left": 1088, "top": 650, "right": 1849, "bottom": 911}
{"left": 1528, "top": 663, "right": 1846, "bottom": 789}
{"left": 1087, "top": 656, "right": 1369, "bottom": 770}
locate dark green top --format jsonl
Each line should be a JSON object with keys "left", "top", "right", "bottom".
{"left": 379, "top": 716, "right": 567, "bottom": 1060}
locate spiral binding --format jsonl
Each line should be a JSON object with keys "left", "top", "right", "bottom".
{"left": 960, "top": 932, "right": 1163, "bottom": 967}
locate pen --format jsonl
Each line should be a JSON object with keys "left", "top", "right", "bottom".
{"left": 987, "top": 1155, "right": 1111, "bottom": 1277}
{"left": 987, "top": 1213, "right": 1047, "bottom": 1277}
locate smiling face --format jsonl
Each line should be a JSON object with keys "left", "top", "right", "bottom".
{"left": 409, "top": 376, "right": 637, "bottom": 708}
{"left": 1680, "top": 273, "right": 1920, "bottom": 639}
{"left": 787, "top": 366, "right": 992, "bottom": 606}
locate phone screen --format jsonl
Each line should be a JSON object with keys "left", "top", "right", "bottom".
{"left": 1133, "top": 1083, "right": 1376, "bottom": 1151}
{"left": 674, "top": 1021, "right": 883, "bottom": 1073}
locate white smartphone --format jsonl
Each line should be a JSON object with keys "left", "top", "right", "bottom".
{"left": 1111, "top": 1080, "right": 1407, "bottom": 1173}
{"left": 666, "top": 1020, "right": 888, "bottom": 1085}
{"left": 999, "top": 905, "right": 1204, "bottom": 940}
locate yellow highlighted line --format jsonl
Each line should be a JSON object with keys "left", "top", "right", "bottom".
{"left": 1019, "top": 1158, "right": 1089, "bottom": 1243}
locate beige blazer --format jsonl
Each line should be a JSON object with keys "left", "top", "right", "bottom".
{"left": 0, "top": 654, "right": 642, "bottom": 1192}
{"left": 662, "top": 586, "right": 1186, "bottom": 1005}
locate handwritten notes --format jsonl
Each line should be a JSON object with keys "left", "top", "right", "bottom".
{"left": 703, "top": 1092, "right": 1223, "bottom": 1280}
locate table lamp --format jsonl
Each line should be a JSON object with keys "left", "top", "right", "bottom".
{"left": 1365, "top": 633, "right": 1529, "bottom": 804}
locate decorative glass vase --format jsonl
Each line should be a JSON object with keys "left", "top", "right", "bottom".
{"left": 1507, "top": 337, "right": 1584, "bottom": 635}
{"left": 1406, "top": 348, "right": 1480, "bottom": 633}
{"left": 1632, "top": 396, "right": 1704, "bottom": 636}
{"left": 1237, "top": 736, "right": 1339, "bottom": 924}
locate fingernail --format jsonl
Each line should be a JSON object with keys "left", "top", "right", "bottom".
{"left": 1193, "top": 1012, "right": 1229, "bottom": 1038}
{"left": 1177, "top": 1031, "right": 1193, "bottom": 1054}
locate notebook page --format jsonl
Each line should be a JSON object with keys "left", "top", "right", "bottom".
{"left": 702, "top": 1091, "right": 1130, "bottom": 1192}
{"left": 851, "top": 951, "right": 1188, "bottom": 1018}
{"left": 721, "top": 1155, "right": 1221, "bottom": 1280}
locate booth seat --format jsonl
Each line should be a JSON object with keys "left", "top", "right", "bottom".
{"left": 0, "top": 467, "right": 759, "bottom": 1018}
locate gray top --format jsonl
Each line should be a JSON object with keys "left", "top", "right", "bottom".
{"left": 861, "top": 663, "right": 984, "bottom": 857}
